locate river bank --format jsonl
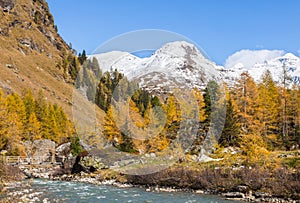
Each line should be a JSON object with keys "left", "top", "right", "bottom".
{"left": 1, "top": 167, "right": 299, "bottom": 203}
{"left": 50, "top": 166, "right": 299, "bottom": 203}
{"left": 6, "top": 162, "right": 296, "bottom": 203}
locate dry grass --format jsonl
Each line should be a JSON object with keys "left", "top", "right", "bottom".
{"left": 126, "top": 164, "right": 300, "bottom": 199}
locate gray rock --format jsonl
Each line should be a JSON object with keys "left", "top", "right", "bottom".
{"left": 79, "top": 140, "right": 92, "bottom": 151}
{"left": 254, "top": 192, "right": 271, "bottom": 198}
{"left": 6, "top": 64, "right": 13, "bottom": 69}
{"left": 23, "top": 139, "right": 56, "bottom": 163}
{"left": 19, "top": 38, "right": 31, "bottom": 47}
{"left": 235, "top": 185, "right": 250, "bottom": 193}
{"left": 223, "top": 192, "right": 245, "bottom": 199}
{"left": 0, "top": 0, "right": 15, "bottom": 12}
{"left": 56, "top": 142, "right": 71, "bottom": 158}
{"left": 150, "top": 153, "right": 156, "bottom": 158}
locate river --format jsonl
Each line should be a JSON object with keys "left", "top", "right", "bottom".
{"left": 2, "top": 179, "right": 242, "bottom": 203}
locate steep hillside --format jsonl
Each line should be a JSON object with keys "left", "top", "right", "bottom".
{"left": 0, "top": 0, "right": 71, "bottom": 105}
{"left": 0, "top": 0, "right": 105, "bottom": 141}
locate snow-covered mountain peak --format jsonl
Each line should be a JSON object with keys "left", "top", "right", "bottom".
{"left": 154, "top": 41, "right": 205, "bottom": 60}
{"left": 91, "top": 41, "right": 222, "bottom": 93}
{"left": 282, "top": 53, "right": 298, "bottom": 60}
{"left": 225, "top": 49, "right": 285, "bottom": 70}
{"left": 275, "top": 53, "right": 299, "bottom": 64}
{"left": 223, "top": 50, "right": 300, "bottom": 86}
{"left": 91, "top": 51, "right": 143, "bottom": 74}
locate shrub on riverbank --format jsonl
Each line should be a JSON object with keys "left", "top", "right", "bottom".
{"left": 0, "top": 162, "right": 25, "bottom": 193}
{"left": 126, "top": 164, "right": 300, "bottom": 200}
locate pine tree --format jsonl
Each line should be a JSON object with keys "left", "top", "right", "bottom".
{"left": 0, "top": 88, "right": 76, "bottom": 154}
{"left": 6, "top": 93, "right": 27, "bottom": 126}
{"left": 34, "top": 90, "right": 47, "bottom": 121}
{"left": 165, "top": 95, "right": 179, "bottom": 126}
{"left": 232, "top": 72, "right": 262, "bottom": 134}
{"left": 0, "top": 89, "right": 8, "bottom": 150}
{"left": 40, "top": 104, "right": 51, "bottom": 140}
{"left": 219, "top": 98, "right": 240, "bottom": 147}
{"left": 78, "top": 50, "right": 87, "bottom": 65}
{"left": 4, "top": 112, "right": 24, "bottom": 155}
{"left": 258, "top": 70, "right": 280, "bottom": 148}
{"left": 47, "top": 105, "right": 60, "bottom": 142}
{"left": 5, "top": 93, "right": 27, "bottom": 141}
{"left": 204, "top": 81, "right": 220, "bottom": 122}
{"left": 26, "top": 112, "right": 41, "bottom": 141}
{"left": 281, "top": 86, "right": 300, "bottom": 149}
{"left": 193, "top": 88, "right": 207, "bottom": 122}
{"left": 22, "top": 89, "right": 35, "bottom": 120}
{"left": 103, "top": 105, "right": 121, "bottom": 146}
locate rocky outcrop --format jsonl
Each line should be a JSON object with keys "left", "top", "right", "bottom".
{"left": 55, "top": 140, "right": 91, "bottom": 160}
{"left": 0, "top": 0, "right": 15, "bottom": 12}
{"left": 23, "top": 139, "right": 56, "bottom": 163}
{"left": 55, "top": 141, "right": 98, "bottom": 175}
{"left": 55, "top": 142, "right": 71, "bottom": 158}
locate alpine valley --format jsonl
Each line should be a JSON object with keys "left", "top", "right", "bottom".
{"left": 0, "top": 1, "right": 300, "bottom": 203}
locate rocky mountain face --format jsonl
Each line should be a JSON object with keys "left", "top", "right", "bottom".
{"left": 0, "top": 0, "right": 77, "bottom": 116}
{"left": 92, "top": 42, "right": 300, "bottom": 92}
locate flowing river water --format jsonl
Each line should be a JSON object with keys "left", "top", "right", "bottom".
{"left": 2, "top": 179, "right": 242, "bottom": 203}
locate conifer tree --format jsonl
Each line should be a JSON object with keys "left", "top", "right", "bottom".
{"left": 26, "top": 112, "right": 41, "bottom": 141}
{"left": 258, "top": 70, "right": 280, "bottom": 148}
{"left": 47, "top": 105, "right": 60, "bottom": 142}
{"left": 6, "top": 93, "right": 27, "bottom": 127}
{"left": 193, "top": 88, "right": 207, "bottom": 122}
{"left": 40, "top": 104, "right": 51, "bottom": 140}
{"left": 78, "top": 50, "right": 87, "bottom": 65}
{"left": 165, "top": 95, "right": 179, "bottom": 126}
{"left": 0, "top": 89, "right": 8, "bottom": 150}
{"left": 103, "top": 105, "right": 121, "bottom": 146}
{"left": 4, "top": 112, "right": 24, "bottom": 155}
{"left": 35, "top": 90, "right": 47, "bottom": 121}
{"left": 22, "top": 89, "right": 35, "bottom": 120}
{"left": 232, "top": 72, "right": 262, "bottom": 134}
{"left": 219, "top": 98, "right": 240, "bottom": 147}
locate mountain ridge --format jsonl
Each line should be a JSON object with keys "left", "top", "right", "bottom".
{"left": 92, "top": 41, "right": 300, "bottom": 90}
{"left": 92, "top": 41, "right": 222, "bottom": 93}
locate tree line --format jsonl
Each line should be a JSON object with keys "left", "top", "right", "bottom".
{"left": 91, "top": 66, "right": 299, "bottom": 155}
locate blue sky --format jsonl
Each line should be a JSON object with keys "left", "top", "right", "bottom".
{"left": 47, "top": 0, "right": 300, "bottom": 65}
